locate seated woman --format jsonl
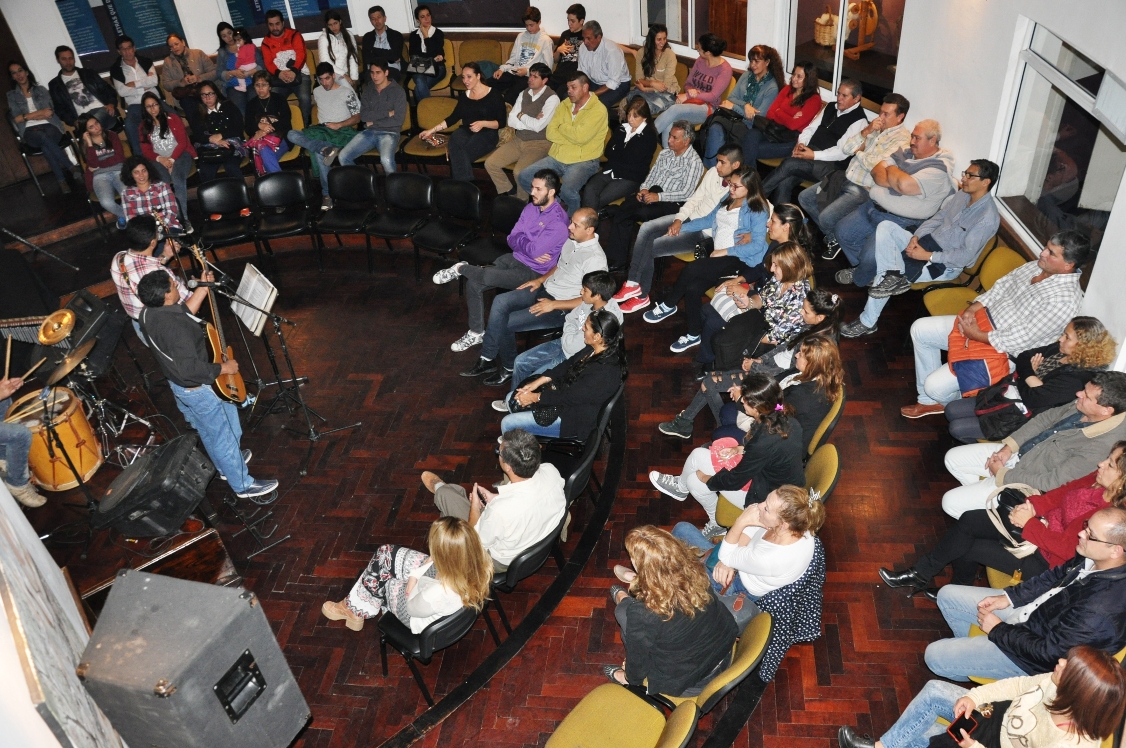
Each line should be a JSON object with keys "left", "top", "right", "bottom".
{"left": 501, "top": 309, "right": 626, "bottom": 439}
{"left": 408, "top": 5, "right": 446, "bottom": 100}
{"left": 320, "top": 516, "right": 492, "bottom": 633}
{"left": 651, "top": 372, "right": 805, "bottom": 534}
{"left": 643, "top": 166, "right": 771, "bottom": 354}
{"left": 193, "top": 80, "right": 246, "bottom": 184}
{"left": 580, "top": 97, "right": 657, "bottom": 210}
{"left": 317, "top": 11, "right": 359, "bottom": 90}
{"left": 838, "top": 645, "right": 1126, "bottom": 748}
{"left": 748, "top": 288, "right": 842, "bottom": 379}
{"left": 880, "top": 442, "right": 1126, "bottom": 596}
{"left": 602, "top": 525, "right": 738, "bottom": 697}
{"left": 622, "top": 24, "right": 679, "bottom": 116}
{"left": 651, "top": 33, "right": 733, "bottom": 147}
{"left": 699, "top": 45, "right": 784, "bottom": 167}
{"left": 120, "top": 154, "right": 185, "bottom": 233}
{"left": 7, "top": 60, "right": 79, "bottom": 194}
{"left": 244, "top": 70, "right": 292, "bottom": 175}
{"left": 945, "top": 316, "right": 1116, "bottom": 443}
{"left": 139, "top": 92, "right": 195, "bottom": 224}
{"left": 216, "top": 22, "right": 264, "bottom": 114}
{"left": 418, "top": 63, "right": 506, "bottom": 183}
{"left": 78, "top": 114, "right": 127, "bottom": 229}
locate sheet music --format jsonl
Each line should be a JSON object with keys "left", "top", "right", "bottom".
{"left": 232, "top": 264, "right": 278, "bottom": 337}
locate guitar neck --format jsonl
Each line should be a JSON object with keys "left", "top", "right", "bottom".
{"left": 193, "top": 246, "right": 230, "bottom": 354}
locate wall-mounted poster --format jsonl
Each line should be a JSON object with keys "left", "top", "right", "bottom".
{"left": 290, "top": 0, "right": 353, "bottom": 35}
{"left": 55, "top": 0, "right": 109, "bottom": 58}
{"left": 60, "top": 0, "right": 184, "bottom": 71}
{"left": 409, "top": 0, "right": 526, "bottom": 28}
{"left": 102, "top": 0, "right": 184, "bottom": 51}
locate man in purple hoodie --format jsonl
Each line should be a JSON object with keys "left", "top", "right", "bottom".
{"left": 435, "top": 168, "right": 570, "bottom": 352}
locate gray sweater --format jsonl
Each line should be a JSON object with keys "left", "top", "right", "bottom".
{"left": 360, "top": 80, "right": 407, "bottom": 133}
{"left": 996, "top": 402, "right": 1126, "bottom": 490}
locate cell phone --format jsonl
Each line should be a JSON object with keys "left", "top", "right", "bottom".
{"left": 947, "top": 713, "right": 978, "bottom": 740}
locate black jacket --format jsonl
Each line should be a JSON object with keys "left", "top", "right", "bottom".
{"left": 139, "top": 303, "right": 220, "bottom": 388}
{"left": 244, "top": 92, "right": 292, "bottom": 140}
{"left": 783, "top": 380, "right": 833, "bottom": 453}
{"left": 706, "top": 416, "right": 805, "bottom": 505}
{"left": 408, "top": 29, "right": 446, "bottom": 61}
{"left": 361, "top": 28, "right": 405, "bottom": 71}
{"left": 989, "top": 555, "right": 1126, "bottom": 675}
{"left": 537, "top": 346, "right": 623, "bottom": 439}
{"left": 602, "top": 123, "right": 659, "bottom": 184}
{"left": 198, "top": 101, "right": 244, "bottom": 143}
{"left": 1014, "top": 342, "right": 1102, "bottom": 416}
{"left": 49, "top": 68, "right": 117, "bottom": 125}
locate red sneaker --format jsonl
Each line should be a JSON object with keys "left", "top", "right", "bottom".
{"left": 619, "top": 295, "right": 651, "bottom": 314}
{"left": 239, "top": 208, "right": 252, "bottom": 217}
{"left": 612, "top": 282, "right": 642, "bottom": 302}
{"left": 209, "top": 213, "right": 222, "bottom": 220}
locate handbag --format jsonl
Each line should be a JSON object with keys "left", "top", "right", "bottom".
{"left": 171, "top": 83, "right": 203, "bottom": 100}
{"left": 752, "top": 114, "right": 799, "bottom": 143}
{"left": 927, "top": 701, "right": 1010, "bottom": 748}
{"left": 407, "top": 55, "right": 436, "bottom": 76}
{"left": 985, "top": 484, "right": 1041, "bottom": 558}
{"left": 693, "top": 235, "right": 714, "bottom": 260}
{"left": 974, "top": 375, "right": 1030, "bottom": 441}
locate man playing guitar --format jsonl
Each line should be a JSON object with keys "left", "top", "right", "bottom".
{"left": 135, "top": 270, "right": 278, "bottom": 499}
{"left": 0, "top": 374, "right": 44, "bottom": 507}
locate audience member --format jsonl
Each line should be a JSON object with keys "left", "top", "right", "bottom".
{"left": 418, "top": 63, "right": 505, "bottom": 182}
{"left": 0, "top": 376, "right": 44, "bottom": 508}
{"left": 120, "top": 155, "right": 185, "bottom": 232}
{"left": 699, "top": 44, "right": 783, "bottom": 164}
{"left": 462, "top": 207, "right": 608, "bottom": 386}
{"left": 192, "top": 81, "right": 245, "bottom": 184}
{"left": 488, "top": 6, "right": 553, "bottom": 104}
{"left": 623, "top": 24, "right": 679, "bottom": 115}
{"left": 110, "top": 36, "right": 161, "bottom": 155}
{"left": 339, "top": 59, "right": 406, "bottom": 175}
{"left": 318, "top": 10, "right": 359, "bottom": 88}
{"left": 603, "top": 525, "right": 738, "bottom": 696}
{"left": 261, "top": 9, "right": 312, "bottom": 128}
{"left": 549, "top": 4, "right": 585, "bottom": 97}
{"left": 321, "top": 516, "right": 492, "bottom": 632}
{"left": 361, "top": 6, "right": 405, "bottom": 83}
{"left": 407, "top": 5, "right": 446, "bottom": 100}
{"left": 923, "top": 505, "right": 1126, "bottom": 682}
{"left": 287, "top": 63, "right": 361, "bottom": 209}
{"left": 421, "top": 428, "right": 566, "bottom": 570}
{"left": 611, "top": 144, "right": 744, "bottom": 312}
{"left": 161, "top": 32, "right": 218, "bottom": 139}
{"left": 576, "top": 21, "right": 631, "bottom": 109}
{"left": 748, "top": 287, "right": 842, "bottom": 379}
{"left": 436, "top": 169, "right": 568, "bottom": 351}
{"left": 760, "top": 79, "right": 869, "bottom": 206}
{"left": 244, "top": 70, "right": 292, "bottom": 175}
{"left": 580, "top": 97, "right": 658, "bottom": 210}
{"left": 517, "top": 72, "right": 608, "bottom": 216}
{"left": 216, "top": 23, "right": 264, "bottom": 114}
{"left": 799, "top": 93, "right": 910, "bottom": 259}
{"left": 843, "top": 158, "right": 1000, "bottom": 338}
{"left": 653, "top": 34, "right": 734, "bottom": 148}
{"left": 78, "top": 114, "right": 126, "bottom": 228}
{"left": 49, "top": 45, "right": 118, "bottom": 132}
{"left": 7, "top": 60, "right": 79, "bottom": 194}
{"left": 139, "top": 91, "right": 194, "bottom": 220}
{"left": 904, "top": 231, "right": 1091, "bottom": 418}
{"left": 484, "top": 63, "right": 559, "bottom": 199}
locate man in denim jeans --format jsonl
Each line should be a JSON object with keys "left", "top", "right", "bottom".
{"left": 136, "top": 272, "right": 278, "bottom": 499}
{"left": 0, "top": 376, "right": 44, "bottom": 507}
{"left": 338, "top": 59, "right": 406, "bottom": 175}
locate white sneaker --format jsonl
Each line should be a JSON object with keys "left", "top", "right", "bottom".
{"left": 451, "top": 330, "right": 485, "bottom": 352}
{"left": 5, "top": 481, "right": 46, "bottom": 508}
{"left": 649, "top": 471, "right": 688, "bottom": 501}
{"left": 701, "top": 520, "right": 727, "bottom": 539}
{"left": 491, "top": 399, "right": 510, "bottom": 413}
{"left": 433, "top": 262, "right": 466, "bottom": 284}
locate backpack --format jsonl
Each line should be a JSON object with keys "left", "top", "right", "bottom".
{"left": 973, "top": 375, "right": 1031, "bottom": 440}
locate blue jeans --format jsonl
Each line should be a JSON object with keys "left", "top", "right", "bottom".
{"left": 593, "top": 80, "right": 630, "bottom": 110}
{"left": 169, "top": 383, "right": 253, "bottom": 494}
{"left": 671, "top": 522, "right": 753, "bottom": 597}
{"left": 123, "top": 104, "right": 145, "bottom": 156}
{"left": 411, "top": 63, "right": 446, "bottom": 100}
{"left": 339, "top": 129, "right": 398, "bottom": 174}
{"left": 626, "top": 88, "right": 675, "bottom": 115}
{"left": 858, "top": 221, "right": 962, "bottom": 327}
{"left": 911, "top": 314, "right": 962, "bottom": 406}
{"left": 22, "top": 126, "right": 71, "bottom": 183}
{"left": 797, "top": 180, "right": 868, "bottom": 243}
{"left": 516, "top": 156, "right": 600, "bottom": 217}
{"left": 924, "top": 584, "right": 1028, "bottom": 681}
{"left": 90, "top": 167, "right": 125, "bottom": 218}
{"left": 500, "top": 410, "right": 562, "bottom": 437}
{"left": 153, "top": 152, "right": 194, "bottom": 219}
{"left": 703, "top": 124, "right": 795, "bottom": 168}
{"left": 509, "top": 339, "right": 566, "bottom": 395}
{"left": 0, "top": 397, "right": 32, "bottom": 487}
{"left": 836, "top": 200, "right": 921, "bottom": 286}
{"left": 287, "top": 129, "right": 335, "bottom": 196}
{"left": 271, "top": 72, "right": 312, "bottom": 130}
{"left": 878, "top": 679, "right": 968, "bottom": 748}
{"left": 656, "top": 103, "right": 710, "bottom": 148}
{"left": 254, "top": 138, "right": 288, "bottom": 174}
{"left": 481, "top": 287, "right": 568, "bottom": 369}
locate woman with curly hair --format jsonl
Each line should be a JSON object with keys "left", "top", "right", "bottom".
{"left": 945, "top": 317, "right": 1117, "bottom": 442}
{"left": 602, "top": 525, "right": 737, "bottom": 696}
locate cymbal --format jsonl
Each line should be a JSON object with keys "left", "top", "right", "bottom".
{"left": 46, "top": 338, "right": 97, "bottom": 385}
{"left": 38, "top": 309, "right": 75, "bottom": 345}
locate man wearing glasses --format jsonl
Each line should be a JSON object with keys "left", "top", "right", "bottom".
{"left": 923, "top": 505, "right": 1126, "bottom": 682}
{"left": 841, "top": 158, "right": 1001, "bottom": 338}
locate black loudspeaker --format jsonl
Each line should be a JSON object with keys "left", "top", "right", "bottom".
{"left": 31, "top": 289, "right": 112, "bottom": 369}
{"left": 78, "top": 570, "right": 310, "bottom": 748}
{"left": 93, "top": 434, "right": 216, "bottom": 537}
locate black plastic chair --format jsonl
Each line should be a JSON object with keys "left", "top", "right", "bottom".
{"left": 540, "top": 384, "right": 624, "bottom": 506}
{"left": 366, "top": 171, "right": 433, "bottom": 252}
{"left": 197, "top": 178, "right": 261, "bottom": 262}
{"left": 457, "top": 194, "right": 527, "bottom": 267}
{"left": 410, "top": 179, "right": 481, "bottom": 281}
{"left": 253, "top": 171, "right": 316, "bottom": 257}
{"left": 484, "top": 512, "right": 568, "bottom": 636}
{"left": 315, "top": 166, "right": 379, "bottom": 273}
{"left": 378, "top": 604, "right": 500, "bottom": 706}
{"left": 10, "top": 120, "right": 76, "bottom": 198}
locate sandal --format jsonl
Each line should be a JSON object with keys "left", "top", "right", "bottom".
{"left": 601, "top": 665, "right": 627, "bottom": 685}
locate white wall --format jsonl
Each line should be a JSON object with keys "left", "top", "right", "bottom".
{"left": 0, "top": 0, "right": 74, "bottom": 81}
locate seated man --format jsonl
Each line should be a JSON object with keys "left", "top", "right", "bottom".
{"left": 462, "top": 207, "right": 608, "bottom": 386}
{"left": 925, "top": 505, "right": 1126, "bottom": 682}
{"left": 841, "top": 158, "right": 999, "bottom": 338}
{"left": 261, "top": 9, "right": 313, "bottom": 129}
{"left": 286, "top": 63, "right": 361, "bottom": 210}
{"left": 421, "top": 428, "right": 567, "bottom": 570}
{"left": 488, "top": 6, "right": 555, "bottom": 104}
{"left": 49, "top": 45, "right": 119, "bottom": 133}
{"left": 110, "top": 35, "right": 160, "bottom": 155}
{"left": 517, "top": 72, "right": 608, "bottom": 216}
{"left": 833, "top": 119, "right": 957, "bottom": 290}
{"left": 798, "top": 93, "right": 910, "bottom": 259}
{"left": 434, "top": 168, "right": 569, "bottom": 352}
{"left": 160, "top": 32, "right": 218, "bottom": 141}
{"left": 611, "top": 144, "right": 743, "bottom": 314}
{"left": 338, "top": 58, "right": 407, "bottom": 176}
{"left": 576, "top": 20, "right": 631, "bottom": 110}
{"left": 484, "top": 63, "right": 559, "bottom": 200}
{"left": 940, "top": 371, "right": 1126, "bottom": 518}
{"left": 135, "top": 271, "right": 278, "bottom": 499}
{"left": 0, "top": 375, "right": 45, "bottom": 507}
{"left": 494, "top": 269, "right": 622, "bottom": 412}
{"left": 600, "top": 120, "right": 705, "bottom": 270}
{"left": 760, "top": 78, "right": 869, "bottom": 206}
{"left": 360, "top": 6, "right": 405, "bottom": 84}
{"left": 904, "top": 231, "right": 1091, "bottom": 418}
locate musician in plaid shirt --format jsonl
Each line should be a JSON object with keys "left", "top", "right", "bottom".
{"left": 902, "top": 230, "right": 1091, "bottom": 419}
{"left": 120, "top": 155, "right": 187, "bottom": 232}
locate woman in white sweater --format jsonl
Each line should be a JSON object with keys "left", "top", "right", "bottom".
{"left": 838, "top": 645, "right": 1126, "bottom": 748}
{"left": 321, "top": 517, "right": 492, "bottom": 633}
{"left": 488, "top": 6, "right": 554, "bottom": 104}
{"left": 318, "top": 10, "right": 359, "bottom": 87}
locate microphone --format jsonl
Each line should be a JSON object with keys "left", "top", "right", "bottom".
{"left": 187, "top": 279, "right": 230, "bottom": 289}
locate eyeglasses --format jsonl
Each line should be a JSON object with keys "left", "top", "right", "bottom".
{"left": 961, "top": 171, "right": 982, "bottom": 179}
{"left": 200, "top": 92, "right": 217, "bottom": 98}
{"left": 1083, "top": 520, "right": 1120, "bottom": 546}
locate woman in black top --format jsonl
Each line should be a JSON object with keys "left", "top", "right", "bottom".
{"left": 244, "top": 71, "right": 292, "bottom": 175}
{"left": 501, "top": 309, "right": 626, "bottom": 440}
{"left": 603, "top": 525, "right": 737, "bottom": 697}
{"left": 194, "top": 80, "right": 245, "bottom": 183}
{"left": 580, "top": 97, "right": 658, "bottom": 209}
{"left": 407, "top": 4, "right": 446, "bottom": 99}
{"left": 418, "top": 62, "right": 506, "bottom": 182}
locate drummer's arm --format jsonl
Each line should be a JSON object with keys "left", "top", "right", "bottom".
{"left": 0, "top": 377, "right": 24, "bottom": 400}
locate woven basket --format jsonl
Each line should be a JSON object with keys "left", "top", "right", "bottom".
{"left": 813, "top": 4, "right": 838, "bottom": 46}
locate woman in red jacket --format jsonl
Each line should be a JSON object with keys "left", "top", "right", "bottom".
{"left": 739, "top": 60, "right": 822, "bottom": 167}
{"left": 879, "top": 441, "right": 1126, "bottom": 597}
{"left": 139, "top": 91, "right": 196, "bottom": 225}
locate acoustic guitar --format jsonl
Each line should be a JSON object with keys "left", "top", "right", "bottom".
{"left": 187, "top": 243, "right": 247, "bottom": 403}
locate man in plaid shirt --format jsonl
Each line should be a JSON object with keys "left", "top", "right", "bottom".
{"left": 901, "top": 230, "right": 1091, "bottom": 419}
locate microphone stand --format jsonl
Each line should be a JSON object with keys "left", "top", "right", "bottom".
{"left": 210, "top": 285, "right": 361, "bottom": 478}
{"left": 0, "top": 227, "right": 79, "bottom": 271}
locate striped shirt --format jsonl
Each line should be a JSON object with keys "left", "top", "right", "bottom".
{"left": 122, "top": 182, "right": 182, "bottom": 230}
{"left": 641, "top": 146, "right": 705, "bottom": 203}
{"left": 976, "top": 261, "right": 1084, "bottom": 355}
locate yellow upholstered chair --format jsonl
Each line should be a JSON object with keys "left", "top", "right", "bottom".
{"left": 451, "top": 39, "right": 503, "bottom": 91}
{"left": 923, "top": 245, "right": 1025, "bottom": 317}
{"left": 674, "top": 62, "right": 689, "bottom": 90}
{"left": 406, "top": 39, "right": 455, "bottom": 97}
{"left": 659, "top": 612, "right": 773, "bottom": 714}
{"left": 400, "top": 97, "right": 458, "bottom": 165}
{"left": 807, "top": 387, "right": 846, "bottom": 457}
{"left": 716, "top": 444, "right": 840, "bottom": 528}
{"left": 910, "top": 235, "right": 1002, "bottom": 292}
{"left": 985, "top": 567, "right": 1021, "bottom": 589}
{"left": 546, "top": 684, "right": 700, "bottom": 748}
{"left": 277, "top": 103, "right": 305, "bottom": 167}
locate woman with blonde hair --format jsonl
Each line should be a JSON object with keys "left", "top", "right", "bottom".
{"left": 602, "top": 525, "right": 738, "bottom": 696}
{"left": 321, "top": 516, "right": 492, "bottom": 633}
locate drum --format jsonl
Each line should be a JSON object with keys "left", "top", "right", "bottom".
{"left": 4, "top": 387, "right": 103, "bottom": 491}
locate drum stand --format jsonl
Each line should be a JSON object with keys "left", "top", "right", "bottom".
{"left": 69, "top": 373, "right": 161, "bottom": 468}
{"left": 220, "top": 492, "right": 291, "bottom": 560}
{"left": 34, "top": 388, "right": 99, "bottom": 559}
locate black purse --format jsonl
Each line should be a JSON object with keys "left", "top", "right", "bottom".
{"left": 752, "top": 114, "right": 799, "bottom": 143}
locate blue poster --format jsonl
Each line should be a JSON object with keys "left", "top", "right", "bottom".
{"left": 286, "top": 0, "right": 325, "bottom": 21}
{"left": 103, "top": 0, "right": 185, "bottom": 51}
{"left": 56, "top": 0, "right": 109, "bottom": 57}
{"left": 225, "top": 0, "right": 259, "bottom": 28}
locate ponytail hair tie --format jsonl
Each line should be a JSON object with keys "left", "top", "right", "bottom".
{"left": 830, "top": 293, "right": 839, "bottom": 304}
{"left": 807, "top": 488, "right": 822, "bottom": 508}
{"left": 774, "top": 403, "right": 784, "bottom": 411}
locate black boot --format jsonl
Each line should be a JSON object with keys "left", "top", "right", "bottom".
{"left": 879, "top": 566, "right": 930, "bottom": 589}
{"left": 460, "top": 358, "right": 497, "bottom": 377}
{"left": 838, "top": 726, "right": 875, "bottom": 748}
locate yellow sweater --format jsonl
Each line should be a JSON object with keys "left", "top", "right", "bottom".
{"left": 546, "top": 94, "right": 608, "bottom": 164}
{"left": 966, "top": 673, "right": 1101, "bottom": 748}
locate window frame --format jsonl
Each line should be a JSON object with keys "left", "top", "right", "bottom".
{"left": 635, "top": 0, "right": 750, "bottom": 71}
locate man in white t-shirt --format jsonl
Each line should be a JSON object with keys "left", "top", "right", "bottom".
{"left": 49, "top": 45, "right": 119, "bottom": 133}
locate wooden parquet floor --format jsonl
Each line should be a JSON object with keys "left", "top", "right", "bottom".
{"left": 29, "top": 228, "right": 963, "bottom": 748}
